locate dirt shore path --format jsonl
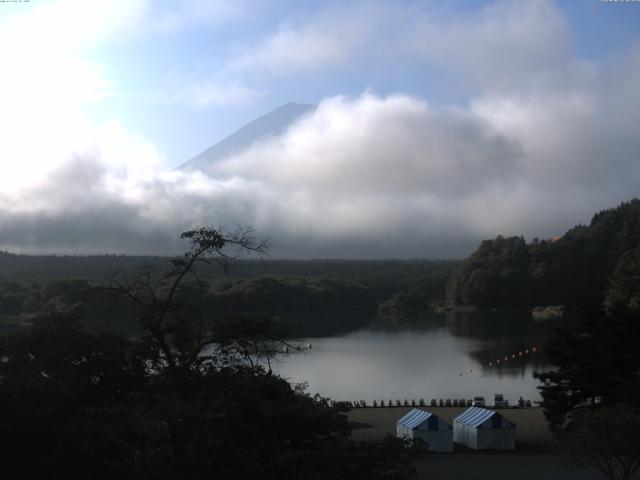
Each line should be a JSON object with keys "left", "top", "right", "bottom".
{"left": 348, "top": 407, "right": 602, "bottom": 480}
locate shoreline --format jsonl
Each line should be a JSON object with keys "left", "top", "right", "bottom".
{"left": 348, "top": 407, "right": 602, "bottom": 479}
{"left": 349, "top": 406, "right": 554, "bottom": 448}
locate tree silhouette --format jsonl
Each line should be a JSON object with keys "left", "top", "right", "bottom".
{"left": 0, "top": 227, "right": 418, "bottom": 479}
{"left": 104, "top": 226, "right": 270, "bottom": 370}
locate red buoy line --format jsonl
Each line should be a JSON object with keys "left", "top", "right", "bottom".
{"left": 484, "top": 346, "right": 537, "bottom": 368}
{"left": 455, "top": 346, "right": 539, "bottom": 375}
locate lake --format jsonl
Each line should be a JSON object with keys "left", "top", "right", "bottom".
{"left": 275, "top": 311, "right": 556, "bottom": 405}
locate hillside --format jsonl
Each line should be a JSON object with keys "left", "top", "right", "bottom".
{"left": 0, "top": 255, "right": 457, "bottom": 335}
{"left": 446, "top": 199, "right": 640, "bottom": 309}
{"left": 0, "top": 253, "right": 456, "bottom": 302}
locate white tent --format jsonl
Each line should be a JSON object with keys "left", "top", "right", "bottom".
{"left": 396, "top": 409, "right": 453, "bottom": 453}
{"left": 453, "top": 407, "right": 516, "bottom": 450}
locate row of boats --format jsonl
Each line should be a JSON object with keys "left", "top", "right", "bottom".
{"left": 343, "top": 395, "right": 533, "bottom": 408}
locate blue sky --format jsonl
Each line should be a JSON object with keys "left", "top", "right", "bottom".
{"left": 140, "top": 0, "right": 640, "bottom": 165}
{"left": 0, "top": 0, "right": 639, "bottom": 257}
{"left": 4, "top": 0, "right": 635, "bottom": 166}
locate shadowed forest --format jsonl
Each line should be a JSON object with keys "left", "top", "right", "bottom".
{"left": 1, "top": 199, "right": 639, "bottom": 336}
{"left": 1, "top": 200, "right": 640, "bottom": 479}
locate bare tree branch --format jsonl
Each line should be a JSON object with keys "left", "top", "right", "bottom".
{"left": 99, "top": 226, "right": 270, "bottom": 371}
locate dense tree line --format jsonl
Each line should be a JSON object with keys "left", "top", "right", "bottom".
{"left": 534, "top": 303, "right": 640, "bottom": 479}
{"left": 0, "top": 276, "right": 377, "bottom": 336}
{"left": 0, "top": 251, "right": 457, "bottom": 303}
{"left": 533, "top": 213, "right": 640, "bottom": 480}
{"left": 208, "top": 276, "right": 376, "bottom": 315}
{"left": 0, "top": 228, "right": 418, "bottom": 479}
{"left": 0, "top": 252, "right": 458, "bottom": 332}
{"left": 378, "top": 273, "right": 450, "bottom": 315}
{"left": 0, "top": 313, "right": 418, "bottom": 479}
{"left": 534, "top": 307, "right": 640, "bottom": 431}
{"left": 447, "top": 199, "right": 640, "bottom": 308}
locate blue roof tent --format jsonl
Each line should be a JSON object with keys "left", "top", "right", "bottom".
{"left": 397, "top": 409, "right": 439, "bottom": 429}
{"left": 396, "top": 409, "right": 453, "bottom": 452}
{"left": 453, "top": 407, "right": 516, "bottom": 450}
{"left": 455, "top": 406, "right": 513, "bottom": 427}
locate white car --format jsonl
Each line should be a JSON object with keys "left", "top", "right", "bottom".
{"left": 472, "top": 396, "right": 485, "bottom": 407}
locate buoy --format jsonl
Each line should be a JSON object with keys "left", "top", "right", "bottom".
{"left": 489, "top": 362, "right": 492, "bottom": 367}
{"left": 504, "top": 356, "right": 508, "bottom": 361}
{"left": 497, "top": 359, "right": 501, "bottom": 364}
{"left": 525, "top": 349, "right": 529, "bottom": 354}
{"left": 459, "top": 371, "right": 462, "bottom": 376}
{"left": 519, "top": 351, "right": 522, "bottom": 356}
{"left": 469, "top": 368, "right": 473, "bottom": 373}
{"left": 532, "top": 346, "right": 537, "bottom": 352}
{"left": 512, "top": 354, "right": 515, "bottom": 358}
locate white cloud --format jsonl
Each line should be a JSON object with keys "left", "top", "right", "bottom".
{"left": 0, "top": 0, "right": 147, "bottom": 56}
{"left": 0, "top": 0, "right": 163, "bottom": 191}
{"left": 222, "top": 0, "right": 569, "bottom": 88}
{"left": 1, "top": 66, "right": 639, "bottom": 257}
{"left": 226, "top": 3, "right": 385, "bottom": 75}
{"left": 408, "top": 0, "right": 570, "bottom": 90}
{"left": 211, "top": 94, "right": 522, "bottom": 198}
{"left": 148, "top": 0, "right": 576, "bottom": 110}
{"left": 0, "top": 1, "right": 639, "bottom": 258}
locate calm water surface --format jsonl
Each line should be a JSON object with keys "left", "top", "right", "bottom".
{"left": 275, "top": 312, "right": 555, "bottom": 404}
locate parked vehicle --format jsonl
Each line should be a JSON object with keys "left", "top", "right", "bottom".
{"left": 493, "top": 394, "right": 505, "bottom": 408}
{"left": 472, "top": 396, "right": 485, "bottom": 407}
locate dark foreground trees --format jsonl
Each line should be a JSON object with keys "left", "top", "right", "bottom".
{"left": 561, "top": 406, "right": 640, "bottom": 480}
{"left": 0, "top": 228, "right": 417, "bottom": 479}
{"left": 534, "top": 306, "right": 640, "bottom": 480}
{"left": 534, "top": 307, "right": 640, "bottom": 432}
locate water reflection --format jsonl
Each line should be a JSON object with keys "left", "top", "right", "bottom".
{"left": 446, "top": 310, "right": 553, "bottom": 374}
{"left": 275, "top": 310, "right": 561, "bottom": 403}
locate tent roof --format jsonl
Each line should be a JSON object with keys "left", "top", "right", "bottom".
{"left": 397, "top": 409, "right": 434, "bottom": 429}
{"left": 454, "top": 407, "right": 513, "bottom": 428}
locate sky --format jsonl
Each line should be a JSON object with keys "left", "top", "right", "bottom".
{"left": 0, "top": 0, "right": 639, "bottom": 258}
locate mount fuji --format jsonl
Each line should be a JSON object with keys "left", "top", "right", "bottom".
{"left": 177, "top": 102, "right": 314, "bottom": 173}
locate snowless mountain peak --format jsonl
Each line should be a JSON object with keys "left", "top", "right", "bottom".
{"left": 178, "top": 102, "right": 315, "bottom": 173}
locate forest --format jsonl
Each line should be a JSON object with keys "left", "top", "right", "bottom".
{"left": 446, "top": 199, "right": 640, "bottom": 310}
{"left": 1, "top": 201, "right": 639, "bottom": 479}
{"left": 0, "top": 228, "right": 420, "bottom": 479}
{"left": 1, "top": 199, "right": 639, "bottom": 336}
{"left": 0, "top": 253, "right": 456, "bottom": 335}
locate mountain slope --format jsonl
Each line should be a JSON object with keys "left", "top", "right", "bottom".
{"left": 445, "top": 199, "right": 640, "bottom": 308}
{"left": 178, "top": 102, "right": 314, "bottom": 173}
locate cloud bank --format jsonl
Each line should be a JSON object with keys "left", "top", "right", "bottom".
{"left": 0, "top": 0, "right": 639, "bottom": 258}
{"left": 2, "top": 75, "right": 639, "bottom": 257}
